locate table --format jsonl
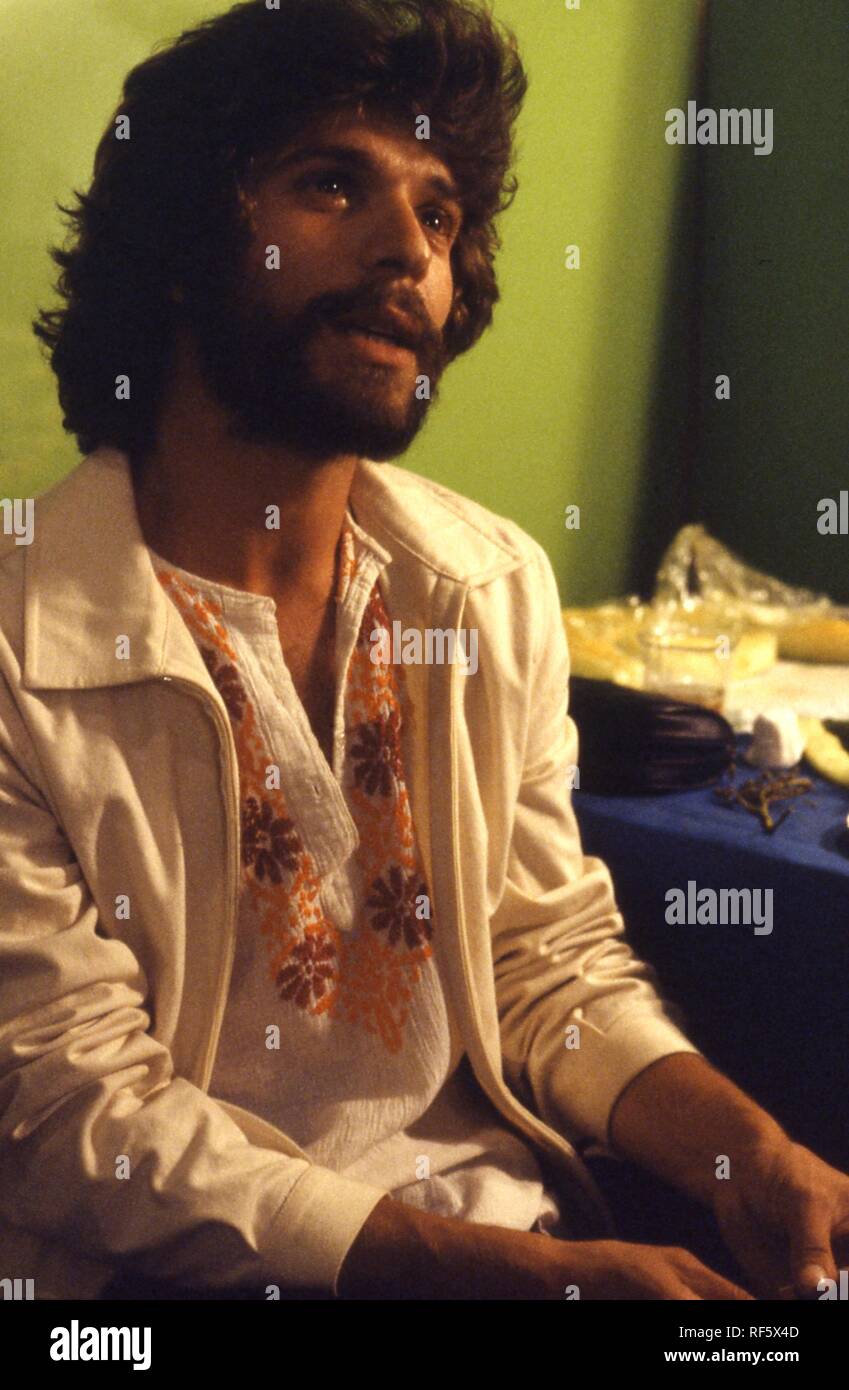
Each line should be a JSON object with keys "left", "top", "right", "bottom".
{"left": 573, "top": 737, "right": 849, "bottom": 1170}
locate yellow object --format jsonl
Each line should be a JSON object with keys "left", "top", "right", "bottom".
{"left": 730, "top": 629, "right": 778, "bottom": 681}
{"left": 799, "top": 716, "right": 849, "bottom": 787}
{"left": 561, "top": 612, "right": 644, "bottom": 686}
{"left": 562, "top": 605, "right": 777, "bottom": 689}
{"left": 778, "top": 619, "right": 849, "bottom": 663}
{"left": 563, "top": 633, "right": 644, "bottom": 686}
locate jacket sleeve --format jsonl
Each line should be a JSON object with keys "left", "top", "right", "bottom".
{"left": 490, "top": 542, "right": 703, "bottom": 1149}
{"left": 0, "top": 690, "right": 388, "bottom": 1293}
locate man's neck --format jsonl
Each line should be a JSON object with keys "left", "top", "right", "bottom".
{"left": 133, "top": 418, "right": 358, "bottom": 607}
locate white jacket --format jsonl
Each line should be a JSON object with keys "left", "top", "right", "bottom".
{"left": 0, "top": 448, "right": 700, "bottom": 1298}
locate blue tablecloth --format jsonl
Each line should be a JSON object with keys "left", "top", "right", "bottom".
{"left": 573, "top": 736, "right": 849, "bottom": 1168}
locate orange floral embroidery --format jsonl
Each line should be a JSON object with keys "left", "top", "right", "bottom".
{"left": 155, "top": 525, "right": 434, "bottom": 1054}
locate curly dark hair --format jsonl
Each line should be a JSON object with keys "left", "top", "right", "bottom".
{"left": 32, "top": 0, "right": 527, "bottom": 463}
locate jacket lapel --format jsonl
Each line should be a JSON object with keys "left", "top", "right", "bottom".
{"left": 24, "top": 446, "right": 526, "bottom": 692}
{"left": 23, "top": 448, "right": 210, "bottom": 692}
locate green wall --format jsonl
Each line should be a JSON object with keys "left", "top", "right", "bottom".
{"left": 0, "top": 0, "right": 702, "bottom": 603}
{"left": 697, "top": 0, "right": 849, "bottom": 602}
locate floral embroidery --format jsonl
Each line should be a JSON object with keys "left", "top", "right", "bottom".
{"left": 201, "top": 649, "right": 247, "bottom": 723}
{"left": 334, "top": 929, "right": 425, "bottom": 1055}
{"left": 367, "top": 865, "right": 432, "bottom": 950}
{"left": 275, "top": 931, "right": 338, "bottom": 1009}
{"left": 155, "top": 523, "right": 435, "bottom": 1054}
{"left": 359, "top": 588, "right": 388, "bottom": 653}
{"left": 242, "top": 800, "right": 302, "bottom": 884}
{"left": 350, "top": 713, "right": 402, "bottom": 797}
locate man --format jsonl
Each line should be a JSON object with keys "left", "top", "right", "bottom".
{"left": 2, "top": 0, "right": 846, "bottom": 1301}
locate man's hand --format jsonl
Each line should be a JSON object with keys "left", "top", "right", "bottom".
{"left": 337, "top": 1195, "right": 753, "bottom": 1299}
{"left": 608, "top": 1052, "right": 849, "bottom": 1301}
{"left": 544, "top": 1238, "right": 754, "bottom": 1301}
{"left": 710, "top": 1137, "right": 849, "bottom": 1299}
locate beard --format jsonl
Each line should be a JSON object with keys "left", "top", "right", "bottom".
{"left": 181, "top": 258, "right": 451, "bottom": 462}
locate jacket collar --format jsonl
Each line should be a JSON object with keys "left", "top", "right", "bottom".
{"left": 23, "top": 447, "right": 525, "bottom": 692}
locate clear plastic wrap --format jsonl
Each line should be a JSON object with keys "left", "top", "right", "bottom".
{"left": 652, "top": 523, "right": 849, "bottom": 629}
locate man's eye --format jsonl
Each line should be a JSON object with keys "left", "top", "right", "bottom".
{"left": 422, "top": 208, "right": 459, "bottom": 239}
{"left": 303, "top": 171, "right": 351, "bottom": 198}
{"left": 298, "top": 175, "right": 459, "bottom": 238}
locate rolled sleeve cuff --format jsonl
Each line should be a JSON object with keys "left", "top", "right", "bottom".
{"left": 547, "top": 1006, "right": 704, "bottom": 1150}
{"left": 268, "top": 1166, "right": 390, "bottom": 1294}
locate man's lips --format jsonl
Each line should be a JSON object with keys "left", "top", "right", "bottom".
{"left": 332, "top": 307, "right": 423, "bottom": 350}
{"left": 329, "top": 321, "right": 418, "bottom": 364}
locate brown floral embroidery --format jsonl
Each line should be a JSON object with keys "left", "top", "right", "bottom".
{"left": 275, "top": 931, "right": 338, "bottom": 1009}
{"left": 155, "top": 524, "right": 435, "bottom": 1055}
{"left": 350, "top": 711, "right": 402, "bottom": 797}
{"left": 367, "top": 865, "right": 432, "bottom": 950}
{"left": 358, "top": 588, "right": 389, "bottom": 653}
{"left": 242, "top": 799, "right": 302, "bottom": 884}
{"left": 201, "top": 648, "right": 247, "bottom": 723}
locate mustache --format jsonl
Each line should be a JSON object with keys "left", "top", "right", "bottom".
{"left": 200, "top": 275, "right": 449, "bottom": 372}
{"left": 314, "top": 288, "right": 441, "bottom": 352}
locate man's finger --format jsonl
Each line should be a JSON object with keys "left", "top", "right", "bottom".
{"left": 789, "top": 1208, "right": 837, "bottom": 1297}
{"left": 691, "top": 1262, "right": 755, "bottom": 1301}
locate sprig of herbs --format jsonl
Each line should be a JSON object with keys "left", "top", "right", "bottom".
{"left": 714, "top": 765, "right": 814, "bottom": 833}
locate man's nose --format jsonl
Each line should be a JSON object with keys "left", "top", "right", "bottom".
{"left": 361, "top": 194, "right": 432, "bottom": 281}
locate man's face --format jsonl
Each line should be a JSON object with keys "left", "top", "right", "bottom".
{"left": 184, "top": 105, "right": 463, "bottom": 460}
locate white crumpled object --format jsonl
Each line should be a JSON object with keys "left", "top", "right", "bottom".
{"left": 744, "top": 707, "right": 805, "bottom": 768}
